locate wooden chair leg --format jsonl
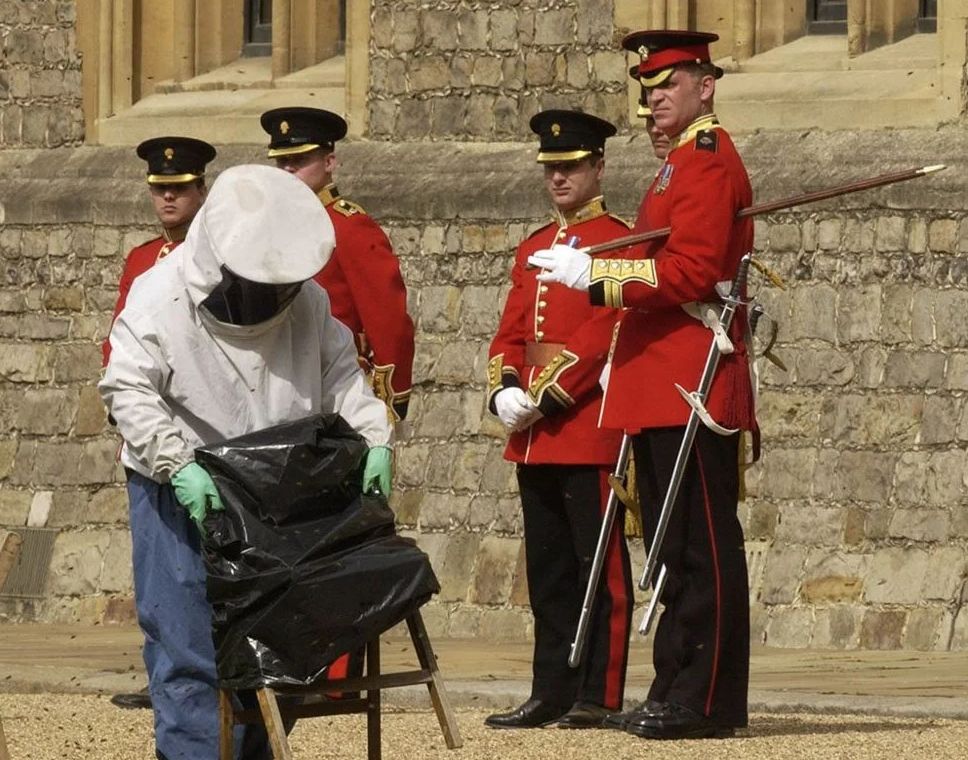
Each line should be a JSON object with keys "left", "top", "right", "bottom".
{"left": 256, "top": 688, "right": 294, "bottom": 760}
{"left": 406, "top": 613, "right": 463, "bottom": 749}
{"left": 218, "top": 689, "right": 234, "bottom": 760}
{"left": 366, "top": 638, "right": 382, "bottom": 760}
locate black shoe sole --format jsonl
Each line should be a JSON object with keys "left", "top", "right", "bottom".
{"left": 626, "top": 723, "right": 735, "bottom": 740}
{"left": 557, "top": 718, "right": 606, "bottom": 729}
{"left": 603, "top": 715, "right": 632, "bottom": 730}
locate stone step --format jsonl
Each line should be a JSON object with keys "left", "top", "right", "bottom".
{"left": 734, "top": 33, "right": 937, "bottom": 74}
{"left": 154, "top": 55, "right": 346, "bottom": 94}
{"left": 717, "top": 54, "right": 941, "bottom": 131}
{"left": 95, "top": 86, "right": 346, "bottom": 146}
{"left": 719, "top": 94, "right": 945, "bottom": 132}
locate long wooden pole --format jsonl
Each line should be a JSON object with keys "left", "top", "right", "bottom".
{"left": 581, "top": 164, "right": 946, "bottom": 257}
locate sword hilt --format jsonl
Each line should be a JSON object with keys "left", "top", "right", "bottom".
{"left": 729, "top": 253, "right": 753, "bottom": 301}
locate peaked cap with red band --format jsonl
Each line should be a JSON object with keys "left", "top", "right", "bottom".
{"left": 622, "top": 29, "right": 722, "bottom": 87}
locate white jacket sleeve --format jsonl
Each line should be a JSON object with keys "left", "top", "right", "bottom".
{"left": 98, "top": 310, "right": 194, "bottom": 480}
{"left": 318, "top": 305, "right": 394, "bottom": 448}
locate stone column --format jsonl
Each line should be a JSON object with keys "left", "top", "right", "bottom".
{"left": 938, "top": 0, "right": 968, "bottom": 118}
{"left": 647, "top": 0, "right": 668, "bottom": 27}
{"left": 667, "top": 0, "right": 690, "bottom": 28}
{"left": 110, "top": 0, "right": 133, "bottom": 112}
{"left": 96, "top": 0, "right": 113, "bottom": 119}
{"left": 272, "top": 0, "right": 293, "bottom": 79}
{"left": 734, "top": 0, "right": 756, "bottom": 61}
{"left": 847, "top": 0, "right": 868, "bottom": 58}
{"left": 173, "top": 0, "right": 197, "bottom": 82}
{"left": 346, "top": 0, "right": 370, "bottom": 136}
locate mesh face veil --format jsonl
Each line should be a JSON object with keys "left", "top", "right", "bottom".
{"left": 201, "top": 266, "right": 304, "bottom": 326}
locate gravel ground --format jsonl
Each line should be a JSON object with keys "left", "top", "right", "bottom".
{"left": 2, "top": 695, "right": 966, "bottom": 759}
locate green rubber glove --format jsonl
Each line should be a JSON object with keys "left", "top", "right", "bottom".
{"left": 171, "top": 462, "right": 224, "bottom": 534}
{"left": 362, "top": 446, "right": 393, "bottom": 497}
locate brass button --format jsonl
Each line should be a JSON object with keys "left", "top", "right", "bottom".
{"left": 537, "top": 315, "right": 545, "bottom": 324}
{"left": 538, "top": 300, "right": 547, "bottom": 308}
{"left": 536, "top": 331, "right": 545, "bottom": 340}
{"left": 539, "top": 285, "right": 549, "bottom": 294}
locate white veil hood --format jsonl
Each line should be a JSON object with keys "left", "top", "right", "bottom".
{"left": 184, "top": 164, "right": 334, "bottom": 302}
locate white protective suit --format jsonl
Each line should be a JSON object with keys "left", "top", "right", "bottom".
{"left": 100, "top": 164, "right": 392, "bottom": 481}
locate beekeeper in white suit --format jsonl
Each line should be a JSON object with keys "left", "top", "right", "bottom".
{"left": 100, "top": 164, "right": 393, "bottom": 760}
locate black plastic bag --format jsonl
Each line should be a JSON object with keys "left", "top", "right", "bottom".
{"left": 197, "top": 413, "right": 439, "bottom": 689}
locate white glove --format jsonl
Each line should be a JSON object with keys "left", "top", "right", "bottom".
{"left": 527, "top": 244, "right": 592, "bottom": 291}
{"left": 494, "top": 388, "right": 543, "bottom": 432}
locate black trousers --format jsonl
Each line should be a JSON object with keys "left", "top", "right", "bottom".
{"left": 518, "top": 463, "right": 633, "bottom": 710}
{"left": 632, "top": 427, "right": 750, "bottom": 727}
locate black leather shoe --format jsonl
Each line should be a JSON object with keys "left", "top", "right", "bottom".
{"left": 557, "top": 701, "right": 610, "bottom": 729}
{"left": 625, "top": 702, "right": 735, "bottom": 740}
{"left": 110, "top": 687, "right": 152, "bottom": 710}
{"left": 484, "top": 699, "right": 570, "bottom": 729}
{"left": 602, "top": 699, "right": 665, "bottom": 730}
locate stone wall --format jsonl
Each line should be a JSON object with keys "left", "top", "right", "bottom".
{"left": 346, "top": 129, "right": 968, "bottom": 652}
{"left": 368, "top": 0, "right": 628, "bottom": 140}
{"left": 3, "top": 129, "right": 966, "bottom": 652}
{"left": 0, "top": 0, "right": 83, "bottom": 147}
{"left": 0, "top": 2, "right": 967, "bottom": 652}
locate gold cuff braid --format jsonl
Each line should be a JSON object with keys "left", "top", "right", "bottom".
{"left": 527, "top": 350, "right": 578, "bottom": 409}
{"left": 589, "top": 258, "right": 658, "bottom": 308}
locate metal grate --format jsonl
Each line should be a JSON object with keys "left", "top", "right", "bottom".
{"left": 0, "top": 528, "right": 57, "bottom": 598}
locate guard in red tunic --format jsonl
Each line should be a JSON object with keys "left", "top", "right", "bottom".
{"left": 528, "top": 31, "right": 755, "bottom": 740}
{"left": 484, "top": 110, "right": 633, "bottom": 731}
{"left": 102, "top": 137, "right": 216, "bottom": 366}
{"left": 104, "top": 136, "right": 215, "bottom": 711}
{"left": 260, "top": 107, "right": 415, "bottom": 422}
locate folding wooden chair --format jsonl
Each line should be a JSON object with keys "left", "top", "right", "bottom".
{"left": 0, "top": 531, "right": 23, "bottom": 760}
{"left": 218, "top": 611, "right": 462, "bottom": 760}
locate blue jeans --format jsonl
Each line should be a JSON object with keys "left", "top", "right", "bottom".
{"left": 127, "top": 470, "right": 272, "bottom": 759}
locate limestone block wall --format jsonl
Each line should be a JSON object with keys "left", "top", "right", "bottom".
{"left": 367, "top": 0, "right": 628, "bottom": 140}
{"left": 343, "top": 130, "right": 968, "bottom": 652}
{"left": 0, "top": 0, "right": 83, "bottom": 147}
{"left": 0, "top": 1, "right": 967, "bottom": 652}
{"left": 1, "top": 132, "right": 967, "bottom": 651}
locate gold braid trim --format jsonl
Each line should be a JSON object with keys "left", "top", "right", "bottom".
{"left": 590, "top": 258, "right": 658, "bottom": 308}
{"left": 487, "top": 354, "right": 504, "bottom": 395}
{"left": 527, "top": 350, "right": 578, "bottom": 409}
{"left": 487, "top": 354, "right": 520, "bottom": 407}
{"left": 371, "top": 363, "right": 406, "bottom": 421}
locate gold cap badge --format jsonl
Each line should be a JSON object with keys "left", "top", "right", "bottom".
{"left": 164, "top": 147, "right": 174, "bottom": 160}
{"left": 280, "top": 120, "right": 290, "bottom": 134}
{"left": 551, "top": 123, "right": 561, "bottom": 136}
{"left": 639, "top": 45, "right": 649, "bottom": 60}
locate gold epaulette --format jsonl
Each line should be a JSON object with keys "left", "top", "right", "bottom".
{"left": 333, "top": 198, "right": 366, "bottom": 217}
{"left": 608, "top": 213, "right": 633, "bottom": 229}
{"left": 524, "top": 220, "right": 556, "bottom": 241}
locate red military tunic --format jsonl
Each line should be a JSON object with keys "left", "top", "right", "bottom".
{"left": 313, "top": 184, "right": 415, "bottom": 421}
{"left": 488, "top": 197, "right": 630, "bottom": 465}
{"left": 101, "top": 235, "right": 181, "bottom": 366}
{"left": 590, "top": 115, "right": 756, "bottom": 434}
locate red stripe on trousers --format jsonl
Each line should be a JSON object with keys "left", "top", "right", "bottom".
{"left": 598, "top": 468, "right": 630, "bottom": 710}
{"left": 695, "top": 447, "right": 722, "bottom": 717}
